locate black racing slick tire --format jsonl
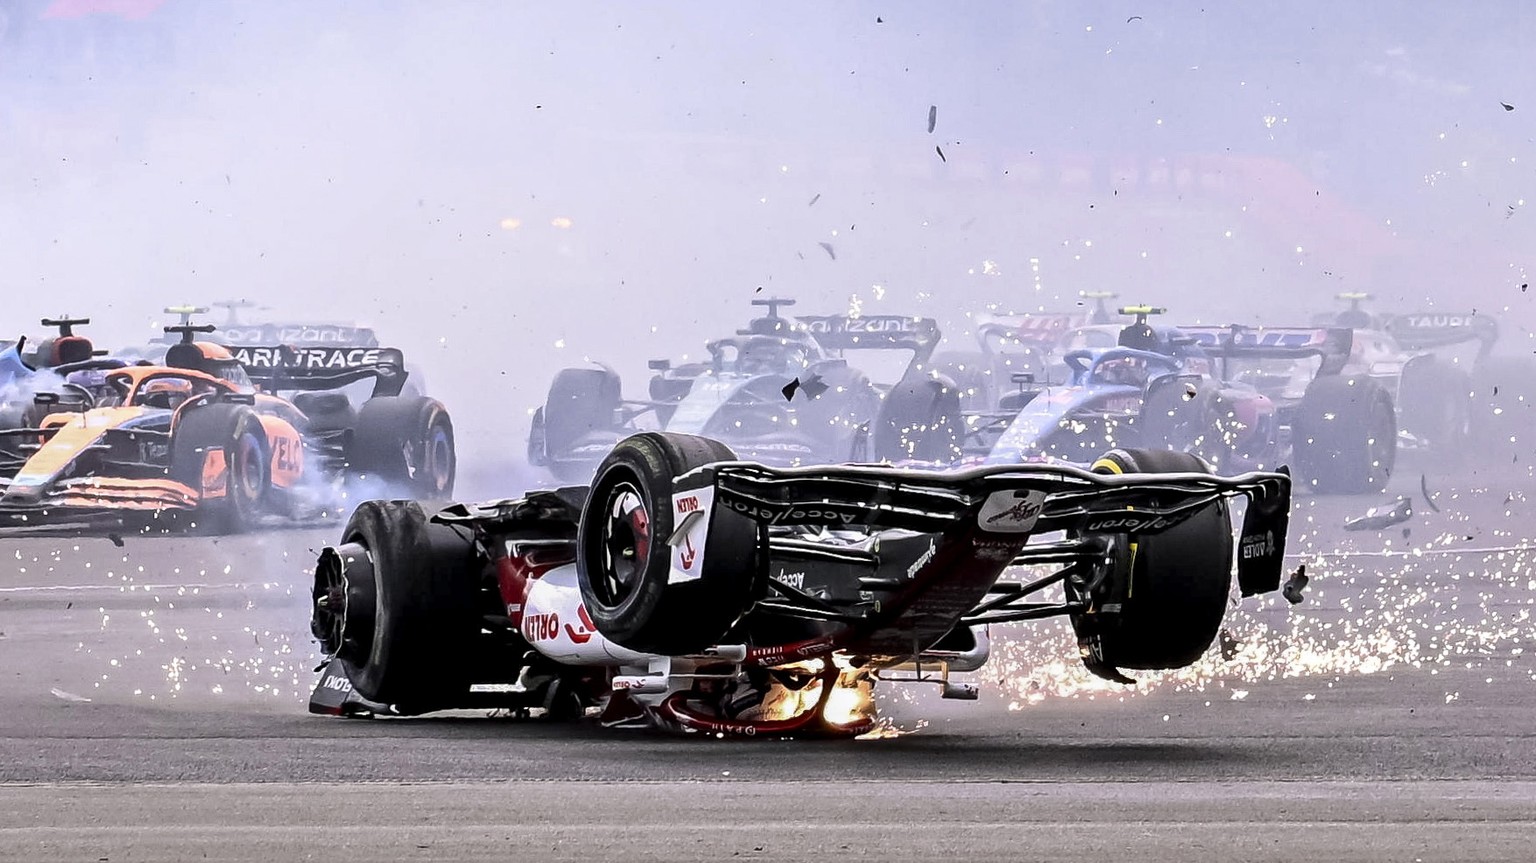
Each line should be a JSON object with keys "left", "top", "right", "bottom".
{"left": 313, "top": 500, "right": 481, "bottom": 710}
{"left": 1293, "top": 375, "right": 1396, "bottom": 494}
{"left": 542, "top": 367, "right": 624, "bottom": 481}
{"left": 1076, "top": 448, "right": 1233, "bottom": 671}
{"left": 1398, "top": 357, "right": 1472, "bottom": 459}
{"left": 796, "top": 364, "right": 881, "bottom": 462}
{"left": 349, "top": 396, "right": 456, "bottom": 499}
{"left": 928, "top": 351, "right": 992, "bottom": 411}
{"left": 871, "top": 375, "right": 963, "bottom": 464}
{"left": 170, "top": 402, "right": 270, "bottom": 534}
{"left": 1138, "top": 379, "right": 1238, "bottom": 472}
{"left": 576, "top": 432, "right": 761, "bottom": 656}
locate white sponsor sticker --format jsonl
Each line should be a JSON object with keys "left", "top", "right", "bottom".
{"left": 669, "top": 486, "right": 715, "bottom": 584}
{"left": 977, "top": 489, "right": 1047, "bottom": 534}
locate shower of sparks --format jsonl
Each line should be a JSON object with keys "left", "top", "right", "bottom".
{"left": 988, "top": 541, "right": 1536, "bottom": 709}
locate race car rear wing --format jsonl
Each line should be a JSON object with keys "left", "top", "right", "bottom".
{"left": 1179, "top": 326, "right": 1354, "bottom": 376}
{"left": 797, "top": 315, "right": 940, "bottom": 365}
{"left": 973, "top": 313, "right": 1086, "bottom": 350}
{"left": 226, "top": 345, "right": 409, "bottom": 396}
{"left": 1380, "top": 312, "right": 1498, "bottom": 355}
{"left": 692, "top": 459, "right": 1292, "bottom": 598}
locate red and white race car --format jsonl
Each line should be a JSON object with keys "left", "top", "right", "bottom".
{"left": 309, "top": 432, "right": 1293, "bottom": 736}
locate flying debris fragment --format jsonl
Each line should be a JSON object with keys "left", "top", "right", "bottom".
{"left": 818, "top": 241, "right": 836, "bottom": 260}
{"left": 1342, "top": 496, "right": 1413, "bottom": 531}
{"left": 1420, "top": 475, "right": 1442, "bottom": 513}
{"left": 781, "top": 373, "right": 829, "bottom": 401}
{"left": 1219, "top": 629, "right": 1242, "bottom": 661}
{"left": 1282, "top": 565, "right": 1309, "bottom": 605}
{"left": 1502, "top": 102, "right": 1516, "bottom": 111}
{"left": 927, "top": 105, "right": 937, "bottom": 133}
{"left": 935, "top": 145, "right": 947, "bottom": 163}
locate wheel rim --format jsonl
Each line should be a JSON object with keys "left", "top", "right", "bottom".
{"left": 424, "top": 424, "right": 453, "bottom": 493}
{"left": 311, "top": 541, "right": 376, "bottom": 665}
{"left": 594, "top": 481, "right": 650, "bottom": 608}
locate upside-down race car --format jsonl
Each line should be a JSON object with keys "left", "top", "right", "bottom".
{"left": 307, "top": 431, "right": 1293, "bottom": 736}
{"left": 0, "top": 325, "right": 454, "bottom": 531}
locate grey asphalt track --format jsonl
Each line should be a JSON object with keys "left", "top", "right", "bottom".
{"left": 1, "top": 459, "right": 1534, "bottom": 860}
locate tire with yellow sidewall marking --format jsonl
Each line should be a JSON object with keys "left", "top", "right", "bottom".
{"left": 1079, "top": 448, "right": 1232, "bottom": 670}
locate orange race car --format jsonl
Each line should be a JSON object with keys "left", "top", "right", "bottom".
{"left": 0, "top": 324, "right": 454, "bottom": 532}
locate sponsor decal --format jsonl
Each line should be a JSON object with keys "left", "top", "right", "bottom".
{"left": 720, "top": 495, "right": 863, "bottom": 526}
{"left": 973, "top": 538, "right": 1023, "bottom": 563}
{"left": 750, "top": 636, "right": 834, "bottom": 666}
{"left": 320, "top": 674, "right": 353, "bottom": 693}
{"left": 1403, "top": 314, "right": 1476, "bottom": 329}
{"left": 1240, "top": 529, "right": 1277, "bottom": 560}
{"left": 905, "top": 538, "right": 938, "bottom": 579}
{"left": 977, "top": 490, "right": 1047, "bottom": 533}
{"left": 524, "top": 611, "right": 561, "bottom": 642}
{"left": 1186, "top": 329, "right": 1325, "bottom": 348}
{"left": 222, "top": 325, "right": 377, "bottom": 345}
{"left": 563, "top": 606, "right": 596, "bottom": 645}
{"left": 803, "top": 315, "right": 924, "bottom": 335}
{"left": 774, "top": 570, "right": 806, "bottom": 590}
{"left": 1083, "top": 512, "right": 1176, "bottom": 533}
{"left": 232, "top": 346, "right": 383, "bottom": 370}
{"left": 670, "top": 486, "right": 715, "bottom": 584}
{"left": 743, "top": 442, "right": 815, "bottom": 453}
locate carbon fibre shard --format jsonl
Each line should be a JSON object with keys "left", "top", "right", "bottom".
{"left": 1343, "top": 496, "right": 1413, "bottom": 531}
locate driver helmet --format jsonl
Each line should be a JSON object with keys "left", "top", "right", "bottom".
{"left": 1117, "top": 322, "right": 1161, "bottom": 353}
{"left": 1335, "top": 309, "right": 1372, "bottom": 329}
{"left": 1098, "top": 356, "right": 1149, "bottom": 387}
{"left": 738, "top": 337, "right": 794, "bottom": 375}
{"left": 139, "top": 377, "right": 194, "bottom": 409}
{"left": 64, "top": 368, "right": 115, "bottom": 406}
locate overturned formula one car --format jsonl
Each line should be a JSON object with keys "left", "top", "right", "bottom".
{"left": 309, "top": 431, "right": 1293, "bottom": 736}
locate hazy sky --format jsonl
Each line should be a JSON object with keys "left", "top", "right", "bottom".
{"left": 4, "top": 1, "right": 1534, "bottom": 470}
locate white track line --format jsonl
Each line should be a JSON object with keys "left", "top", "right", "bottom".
{"left": 1288, "top": 544, "right": 1535, "bottom": 560}
{"left": 0, "top": 582, "right": 270, "bottom": 593}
